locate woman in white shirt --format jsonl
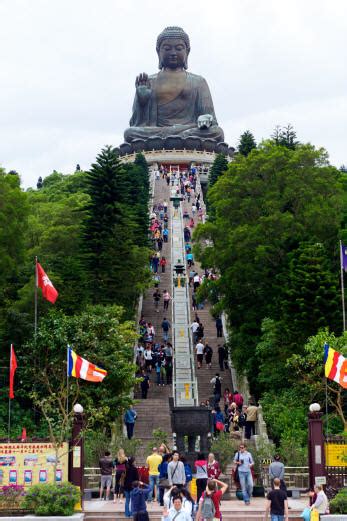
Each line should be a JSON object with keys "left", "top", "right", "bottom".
{"left": 163, "top": 487, "right": 194, "bottom": 520}
{"left": 144, "top": 347, "right": 153, "bottom": 371}
{"left": 311, "top": 485, "right": 329, "bottom": 515}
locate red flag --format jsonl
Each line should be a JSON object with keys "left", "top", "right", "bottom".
{"left": 21, "top": 428, "right": 27, "bottom": 442}
{"left": 9, "top": 344, "right": 17, "bottom": 399}
{"left": 36, "top": 262, "right": 59, "bottom": 304}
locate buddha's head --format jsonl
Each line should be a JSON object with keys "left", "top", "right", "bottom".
{"left": 156, "top": 26, "right": 190, "bottom": 70}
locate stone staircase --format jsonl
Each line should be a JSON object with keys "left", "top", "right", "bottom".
{"left": 184, "top": 189, "right": 235, "bottom": 404}
{"left": 132, "top": 174, "right": 173, "bottom": 463}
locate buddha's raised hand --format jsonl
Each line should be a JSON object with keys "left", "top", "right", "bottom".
{"left": 135, "top": 73, "right": 151, "bottom": 88}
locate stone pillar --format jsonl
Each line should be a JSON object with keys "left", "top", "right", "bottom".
{"left": 200, "top": 434, "right": 209, "bottom": 454}
{"left": 176, "top": 434, "right": 185, "bottom": 454}
{"left": 188, "top": 435, "right": 196, "bottom": 453}
{"left": 308, "top": 410, "right": 326, "bottom": 489}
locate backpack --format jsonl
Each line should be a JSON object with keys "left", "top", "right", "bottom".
{"left": 214, "top": 378, "right": 221, "bottom": 394}
{"left": 201, "top": 493, "right": 215, "bottom": 520}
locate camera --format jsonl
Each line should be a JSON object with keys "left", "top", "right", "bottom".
{"left": 240, "top": 459, "right": 244, "bottom": 464}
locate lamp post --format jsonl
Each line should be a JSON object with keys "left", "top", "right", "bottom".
{"left": 308, "top": 403, "right": 326, "bottom": 489}
{"left": 70, "top": 403, "right": 85, "bottom": 503}
{"left": 173, "top": 259, "right": 185, "bottom": 288}
{"left": 170, "top": 193, "right": 183, "bottom": 215}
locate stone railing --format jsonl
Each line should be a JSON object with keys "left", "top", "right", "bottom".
{"left": 170, "top": 181, "right": 198, "bottom": 407}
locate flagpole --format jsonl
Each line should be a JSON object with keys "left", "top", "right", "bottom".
{"left": 325, "top": 377, "right": 329, "bottom": 438}
{"left": 8, "top": 396, "right": 11, "bottom": 443}
{"left": 66, "top": 348, "right": 69, "bottom": 418}
{"left": 34, "top": 256, "right": 38, "bottom": 339}
{"left": 8, "top": 345, "right": 12, "bottom": 443}
{"left": 339, "top": 241, "right": 346, "bottom": 332}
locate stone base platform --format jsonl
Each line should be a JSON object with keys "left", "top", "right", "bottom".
{"left": 119, "top": 148, "right": 229, "bottom": 167}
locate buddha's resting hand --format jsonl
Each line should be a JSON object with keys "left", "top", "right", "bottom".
{"left": 197, "top": 114, "right": 213, "bottom": 129}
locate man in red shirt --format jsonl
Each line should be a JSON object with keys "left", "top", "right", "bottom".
{"left": 196, "top": 478, "right": 228, "bottom": 521}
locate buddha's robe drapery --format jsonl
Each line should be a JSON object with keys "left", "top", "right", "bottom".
{"left": 124, "top": 72, "right": 224, "bottom": 143}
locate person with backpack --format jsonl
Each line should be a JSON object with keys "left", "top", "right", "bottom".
{"left": 195, "top": 478, "right": 228, "bottom": 521}
{"left": 203, "top": 342, "right": 213, "bottom": 369}
{"left": 210, "top": 373, "right": 222, "bottom": 406}
{"left": 180, "top": 456, "right": 193, "bottom": 491}
{"left": 168, "top": 451, "right": 186, "bottom": 488}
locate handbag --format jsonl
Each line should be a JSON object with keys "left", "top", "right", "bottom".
{"left": 310, "top": 509, "right": 319, "bottom": 521}
{"left": 159, "top": 477, "right": 170, "bottom": 487}
{"left": 216, "top": 421, "right": 224, "bottom": 431}
{"left": 233, "top": 452, "right": 240, "bottom": 484}
{"left": 300, "top": 507, "right": 311, "bottom": 521}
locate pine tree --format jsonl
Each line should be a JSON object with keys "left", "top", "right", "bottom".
{"left": 208, "top": 153, "right": 228, "bottom": 188}
{"left": 82, "top": 146, "right": 150, "bottom": 311}
{"left": 237, "top": 130, "right": 257, "bottom": 156}
{"left": 280, "top": 242, "right": 341, "bottom": 346}
{"left": 272, "top": 124, "right": 299, "bottom": 149}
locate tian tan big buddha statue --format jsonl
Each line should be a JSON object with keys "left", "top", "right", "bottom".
{"left": 120, "top": 26, "right": 229, "bottom": 154}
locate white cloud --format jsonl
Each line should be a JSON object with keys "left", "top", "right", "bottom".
{"left": 0, "top": 0, "right": 346, "bottom": 187}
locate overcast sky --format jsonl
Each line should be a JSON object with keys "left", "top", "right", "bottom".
{"left": 1, "top": 0, "right": 346, "bottom": 187}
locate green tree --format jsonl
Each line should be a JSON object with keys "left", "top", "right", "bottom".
{"left": 194, "top": 142, "right": 343, "bottom": 392}
{"left": 0, "top": 169, "right": 29, "bottom": 346}
{"left": 280, "top": 243, "right": 340, "bottom": 347}
{"left": 237, "top": 130, "right": 257, "bottom": 156}
{"left": 13, "top": 305, "right": 138, "bottom": 435}
{"left": 288, "top": 329, "right": 347, "bottom": 430}
{"left": 82, "top": 146, "right": 150, "bottom": 312}
{"left": 208, "top": 153, "right": 228, "bottom": 188}
{"left": 272, "top": 124, "right": 299, "bottom": 149}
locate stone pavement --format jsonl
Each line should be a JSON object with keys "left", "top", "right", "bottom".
{"left": 84, "top": 496, "right": 309, "bottom": 520}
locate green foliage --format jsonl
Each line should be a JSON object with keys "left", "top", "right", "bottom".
{"left": 146, "top": 428, "right": 170, "bottom": 455}
{"left": 271, "top": 124, "right": 299, "bottom": 149}
{"left": 0, "top": 148, "right": 150, "bottom": 439}
{"left": 237, "top": 130, "right": 257, "bottom": 156}
{"left": 208, "top": 153, "right": 228, "bottom": 188}
{"left": 22, "top": 482, "right": 80, "bottom": 516}
{"left": 0, "top": 168, "right": 29, "bottom": 346}
{"left": 210, "top": 433, "right": 239, "bottom": 472}
{"left": 82, "top": 146, "right": 150, "bottom": 313}
{"left": 85, "top": 426, "right": 142, "bottom": 466}
{"left": 287, "top": 329, "right": 347, "bottom": 428}
{"left": 260, "top": 388, "right": 308, "bottom": 465}
{"left": 251, "top": 436, "right": 275, "bottom": 473}
{"left": 330, "top": 487, "right": 347, "bottom": 514}
{"left": 195, "top": 142, "right": 343, "bottom": 395}
{"left": 21, "top": 305, "right": 137, "bottom": 430}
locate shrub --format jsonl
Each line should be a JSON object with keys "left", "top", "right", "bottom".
{"left": 330, "top": 488, "right": 347, "bottom": 514}
{"left": 210, "top": 433, "right": 239, "bottom": 472}
{"left": 22, "top": 482, "right": 80, "bottom": 516}
{"left": 0, "top": 485, "right": 25, "bottom": 508}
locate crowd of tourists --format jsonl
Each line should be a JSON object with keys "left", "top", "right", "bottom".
{"left": 98, "top": 444, "right": 330, "bottom": 520}
{"left": 97, "top": 166, "right": 332, "bottom": 521}
{"left": 98, "top": 446, "right": 228, "bottom": 521}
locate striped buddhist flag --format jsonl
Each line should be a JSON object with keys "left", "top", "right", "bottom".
{"left": 67, "top": 347, "right": 107, "bottom": 383}
{"left": 324, "top": 343, "right": 347, "bottom": 389}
